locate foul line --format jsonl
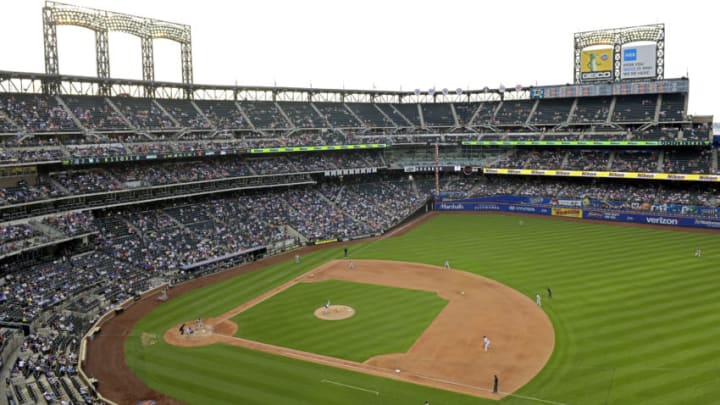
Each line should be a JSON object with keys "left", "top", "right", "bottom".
{"left": 321, "top": 379, "right": 379, "bottom": 395}
{"left": 504, "top": 392, "right": 569, "bottom": 405}
{"left": 404, "top": 372, "right": 568, "bottom": 405}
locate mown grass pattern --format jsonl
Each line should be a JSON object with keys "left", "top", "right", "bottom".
{"left": 126, "top": 214, "right": 720, "bottom": 404}
{"left": 231, "top": 280, "right": 446, "bottom": 362}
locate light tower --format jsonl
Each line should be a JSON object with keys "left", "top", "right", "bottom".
{"left": 42, "top": 1, "right": 193, "bottom": 97}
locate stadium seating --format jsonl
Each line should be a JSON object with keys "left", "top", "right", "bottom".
{"left": 0, "top": 82, "right": 715, "bottom": 405}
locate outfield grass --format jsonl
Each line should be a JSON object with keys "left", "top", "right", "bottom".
{"left": 232, "top": 280, "right": 446, "bottom": 362}
{"left": 126, "top": 214, "right": 720, "bottom": 404}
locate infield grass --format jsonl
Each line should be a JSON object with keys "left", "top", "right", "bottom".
{"left": 126, "top": 214, "right": 720, "bottom": 404}
{"left": 232, "top": 280, "right": 446, "bottom": 361}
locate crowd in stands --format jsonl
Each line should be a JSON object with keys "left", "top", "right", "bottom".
{"left": 0, "top": 92, "right": 707, "bottom": 142}
{"left": 459, "top": 175, "right": 719, "bottom": 211}
{"left": 41, "top": 213, "right": 97, "bottom": 237}
{"left": 1, "top": 249, "right": 144, "bottom": 404}
{"left": 2, "top": 78, "right": 714, "bottom": 405}
{"left": 0, "top": 164, "right": 718, "bottom": 403}
{"left": 0, "top": 151, "right": 386, "bottom": 207}
{"left": 90, "top": 177, "right": 427, "bottom": 272}
{"left": 1, "top": 173, "right": 431, "bottom": 271}
{"left": 485, "top": 148, "right": 717, "bottom": 174}
{"left": 1, "top": 224, "right": 42, "bottom": 255}
{"left": 0, "top": 174, "right": 434, "bottom": 405}
{"left": 0, "top": 120, "right": 711, "bottom": 165}
{"left": 0, "top": 212, "right": 96, "bottom": 258}
{"left": 0, "top": 87, "right": 714, "bottom": 403}
{"left": 0, "top": 181, "right": 61, "bottom": 206}
{"left": 0, "top": 95, "right": 77, "bottom": 133}
{"left": 663, "top": 148, "right": 715, "bottom": 174}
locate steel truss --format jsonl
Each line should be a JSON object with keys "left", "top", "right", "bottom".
{"left": 42, "top": 1, "right": 193, "bottom": 97}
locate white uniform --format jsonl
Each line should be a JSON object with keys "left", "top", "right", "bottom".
{"left": 536, "top": 293, "right": 542, "bottom": 307}
{"left": 444, "top": 260, "right": 450, "bottom": 269}
{"left": 295, "top": 254, "right": 300, "bottom": 263}
{"left": 483, "top": 336, "right": 490, "bottom": 352}
{"left": 348, "top": 260, "right": 354, "bottom": 269}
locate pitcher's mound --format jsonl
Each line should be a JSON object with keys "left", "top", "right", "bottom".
{"left": 314, "top": 305, "right": 355, "bottom": 320}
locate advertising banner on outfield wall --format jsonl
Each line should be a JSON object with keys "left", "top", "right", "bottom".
{"left": 442, "top": 196, "right": 720, "bottom": 217}
{"left": 583, "top": 211, "right": 720, "bottom": 229}
{"left": 621, "top": 43, "right": 657, "bottom": 80}
{"left": 436, "top": 202, "right": 551, "bottom": 215}
{"left": 551, "top": 207, "right": 583, "bottom": 218}
{"left": 581, "top": 47, "right": 613, "bottom": 82}
{"left": 436, "top": 198, "right": 720, "bottom": 230}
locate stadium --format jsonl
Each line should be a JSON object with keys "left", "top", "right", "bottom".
{"left": 1, "top": 2, "right": 719, "bottom": 405}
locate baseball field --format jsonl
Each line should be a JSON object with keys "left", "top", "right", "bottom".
{"left": 97, "top": 213, "right": 720, "bottom": 404}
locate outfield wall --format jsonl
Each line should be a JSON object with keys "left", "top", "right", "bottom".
{"left": 435, "top": 199, "right": 720, "bottom": 230}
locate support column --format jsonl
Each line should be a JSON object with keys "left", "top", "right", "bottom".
{"left": 141, "top": 36, "right": 155, "bottom": 98}
{"left": 95, "top": 29, "right": 110, "bottom": 96}
{"left": 42, "top": 7, "right": 59, "bottom": 94}
{"left": 181, "top": 41, "right": 193, "bottom": 99}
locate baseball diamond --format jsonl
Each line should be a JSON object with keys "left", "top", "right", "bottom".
{"left": 1, "top": 5, "right": 718, "bottom": 405}
{"left": 83, "top": 212, "right": 720, "bottom": 404}
{"left": 162, "top": 260, "right": 554, "bottom": 399}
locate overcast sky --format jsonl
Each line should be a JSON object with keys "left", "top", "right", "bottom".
{"left": 2, "top": 0, "right": 716, "bottom": 118}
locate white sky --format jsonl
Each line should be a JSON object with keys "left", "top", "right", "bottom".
{"left": 2, "top": 0, "right": 716, "bottom": 118}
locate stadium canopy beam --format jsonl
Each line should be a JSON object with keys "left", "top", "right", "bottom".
{"left": 42, "top": 1, "right": 193, "bottom": 97}
{"left": 4, "top": 69, "right": 687, "bottom": 105}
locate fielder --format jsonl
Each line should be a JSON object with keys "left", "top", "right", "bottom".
{"left": 295, "top": 254, "right": 300, "bottom": 263}
{"left": 536, "top": 293, "right": 542, "bottom": 307}
{"left": 348, "top": 260, "right": 354, "bottom": 269}
{"left": 695, "top": 248, "right": 702, "bottom": 257}
{"left": 323, "top": 300, "right": 330, "bottom": 313}
{"left": 444, "top": 260, "right": 450, "bottom": 269}
{"left": 483, "top": 336, "right": 491, "bottom": 352}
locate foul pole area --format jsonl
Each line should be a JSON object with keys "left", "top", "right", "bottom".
{"left": 434, "top": 143, "right": 440, "bottom": 206}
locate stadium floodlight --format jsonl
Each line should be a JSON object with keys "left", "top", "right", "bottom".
{"left": 42, "top": 1, "right": 193, "bottom": 97}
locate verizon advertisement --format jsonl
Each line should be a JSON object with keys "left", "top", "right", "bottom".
{"left": 621, "top": 43, "right": 657, "bottom": 79}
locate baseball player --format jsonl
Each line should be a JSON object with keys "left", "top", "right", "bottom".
{"left": 695, "top": 248, "right": 702, "bottom": 257}
{"left": 483, "top": 335, "right": 491, "bottom": 352}
{"left": 444, "top": 260, "right": 450, "bottom": 269}
{"left": 323, "top": 300, "right": 330, "bottom": 313}
{"left": 348, "top": 260, "right": 354, "bottom": 269}
{"left": 547, "top": 287, "right": 552, "bottom": 299}
{"left": 295, "top": 254, "right": 300, "bottom": 264}
{"left": 536, "top": 293, "right": 542, "bottom": 307}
